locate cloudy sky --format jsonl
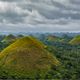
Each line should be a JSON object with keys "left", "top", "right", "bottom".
{"left": 0, "top": 0, "right": 80, "bottom": 32}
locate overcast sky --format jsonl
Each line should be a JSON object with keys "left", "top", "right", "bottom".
{"left": 0, "top": 0, "right": 80, "bottom": 32}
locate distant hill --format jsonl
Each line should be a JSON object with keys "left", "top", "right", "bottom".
{"left": 0, "top": 35, "right": 5, "bottom": 41}
{"left": 46, "top": 35, "right": 66, "bottom": 43}
{"left": 2, "top": 34, "right": 16, "bottom": 43}
{"left": 69, "top": 35, "right": 80, "bottom": 45}
{"left": 0, "top": 36, "right": 59, "bottom": 78}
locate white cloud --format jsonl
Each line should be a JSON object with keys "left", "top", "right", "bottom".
{"left": 0, "top": 0, "right": 80, "bottom": 32}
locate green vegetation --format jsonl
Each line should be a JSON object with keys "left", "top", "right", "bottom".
{"left": 0, "top": 33, "right": 80, "bottom": 79}
{"left": 0, "top": 34, "right": 17, "bottom": 52}
{"left": 69, "top": 35, "right": 80, "bottom": 45}
{"left": 47, "top": 35, "right": 61, "bottom": 42}
{"left": 42, "top": 34, "right": 80, "bottom": 80}
{"left": 0, "top": 36, "right": 59, "bottom": 79}
{"left": 2, "top": 34, "right": 16, "bottom": 44}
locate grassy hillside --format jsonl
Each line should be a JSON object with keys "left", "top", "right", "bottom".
{"left": 0, "top": 36, "right": 59, "bottom": 78}
{"left": 69, "top": 35, "right": 80, "bottom": 45}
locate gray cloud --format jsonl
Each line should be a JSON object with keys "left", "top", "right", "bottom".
{"left": 0, "top": 0, "right": 80, "bottom": 32}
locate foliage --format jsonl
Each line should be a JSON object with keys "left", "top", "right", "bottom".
{"left": 0, "top": 34, "right": 80, "bottom": 79}
{"left": 0, "top": 36, "right": 59, "bottom": 79}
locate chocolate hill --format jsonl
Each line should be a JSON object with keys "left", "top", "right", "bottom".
{"left": 0, "top": 36, "right": 59, "bottom": 78}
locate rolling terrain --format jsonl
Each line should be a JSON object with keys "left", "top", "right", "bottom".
{"left": 0, "top": 33, "right": 80, "bottom": 79}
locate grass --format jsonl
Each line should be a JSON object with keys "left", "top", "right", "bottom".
{"left": 0, "top": 36, "right": 59, "bottom": 78}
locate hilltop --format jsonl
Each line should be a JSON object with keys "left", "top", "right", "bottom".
{"left": 0, "top": 36, "right": 59, "bottom": 78}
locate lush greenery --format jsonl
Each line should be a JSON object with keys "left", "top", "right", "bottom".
{"left": 0, "top": 36, "right": 59, "bottom": 79}
{"left": 0, "top": 33, "right": 80, "bottom": 79}
{"left": 42, "top": 34, "right": 80, "bottom": 80}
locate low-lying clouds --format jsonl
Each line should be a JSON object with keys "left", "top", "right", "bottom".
{"left": 0, "top": 0, "right": 80, "bottom": 32}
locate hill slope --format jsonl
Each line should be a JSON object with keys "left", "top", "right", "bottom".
{"left": 0, "top": 36, "right": 59, "bottom": 78}
{"left": 69, "top": 35, "right": 80, "bottom": 45}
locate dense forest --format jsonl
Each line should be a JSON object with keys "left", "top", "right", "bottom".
{"left": 0, "top": 33, "right": 80, "bottom": 80}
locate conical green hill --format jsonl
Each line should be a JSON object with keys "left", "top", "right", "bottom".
{"left": 46, "top": 35, "right": 63, "bottom": 43}
{"left": 0, "top": 36, "right": 59, "bottom": 78}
